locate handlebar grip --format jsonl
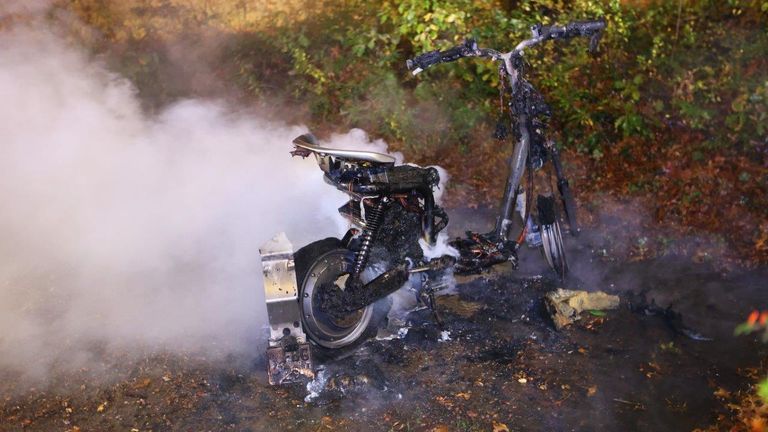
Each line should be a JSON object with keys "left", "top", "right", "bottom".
{"left": 565, "top": 19, "right": 605, "bottom": 54}
{"left": 406, "top": 50, "right": 441, "bottom": 75}
{"left": 407, "top": 38, "right": 478, "bottom": 75}
{"left": 565, "top": 19, "right": 605, "bottom": 37}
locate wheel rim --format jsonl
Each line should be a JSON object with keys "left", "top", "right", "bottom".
{"left": 299, "top": 250, "right": 374, "bottom": 349}
{"left": 540, "top": 220, "right": 568, "bottom": 279}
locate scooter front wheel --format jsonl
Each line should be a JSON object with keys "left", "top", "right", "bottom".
{"left": 537, "top": 195, "right": 568, "bottom": 279}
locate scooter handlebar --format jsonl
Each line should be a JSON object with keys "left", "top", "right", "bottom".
{"left": 565, "top": 19, "right": 606, "bottom": 37}
{"left": 406, "top": 38, "right": 479, "bottom": 75}
{"left": 406, "top": 50, "right": 441, "bottom": 75}
{"left": 407, "top": 18, "right": 606, "bottom": 74}
{"left": 538, "top": 19, "right": 605, "bottom": 53}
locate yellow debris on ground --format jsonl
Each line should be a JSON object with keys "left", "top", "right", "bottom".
{"left": 545, "top": 289, "right": 620, "bottom": 330}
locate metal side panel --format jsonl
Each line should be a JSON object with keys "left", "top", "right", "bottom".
{"left": 259, "top": 232, "right": 314, "bottom": 385}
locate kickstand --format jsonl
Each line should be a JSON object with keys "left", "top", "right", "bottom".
{"left": 419, "top": 288, "right": 444, "bottom": 329}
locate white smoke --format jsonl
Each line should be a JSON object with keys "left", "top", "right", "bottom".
{"left": 419, "top": 233, "right": 459, "bottom": 260}
{"left": 0, "top": 0, "right": 53, "bottom": 18}
{"left": 0, "top": 27, "right": 398, "bottom": 380}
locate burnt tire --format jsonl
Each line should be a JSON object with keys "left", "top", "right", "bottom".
{"left": 536, "top": 195, "right": 568, "bottom": 279}
{"left": 294, "top": 238, "right": 390, "bottom": 359}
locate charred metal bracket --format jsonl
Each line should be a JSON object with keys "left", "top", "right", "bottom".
{"left": 450, "top": 231, "right": 518, "bottom": 274}
{"left": 319, "top": 255, "right": 457, "bottom": 316}
{"left": 260, "top": 233, "right": 314, "bottom": 385}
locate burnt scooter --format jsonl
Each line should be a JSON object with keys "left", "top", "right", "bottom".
{"left": 263, "top": 19, "right": 606, "bottom": 384}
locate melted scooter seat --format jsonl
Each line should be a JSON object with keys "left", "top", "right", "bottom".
{"left": 292, "top": 133, "right": 396, "bottom": 165}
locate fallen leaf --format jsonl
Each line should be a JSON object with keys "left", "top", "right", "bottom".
{"left": 96, "top": 402, "right": 107, "bottom": 413}
{"left": 133, "top": 378, "right": 151, "bottom": 389}
{"left": 493, "top": 421, "right": 510, "bottom": 432}
{"left": 749, "top": 416, "right": 765, "bottom": 432}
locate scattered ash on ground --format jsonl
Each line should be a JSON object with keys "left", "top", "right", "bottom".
{"left": 2, "top": 248, "right": 766, "bottom": 431}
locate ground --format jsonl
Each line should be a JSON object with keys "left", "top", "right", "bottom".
{"left": 1, "top": 214, "right": 767, "bottom": 432}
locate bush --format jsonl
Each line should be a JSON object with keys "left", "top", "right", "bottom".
{"left": 56, "top": 0, "right": 768, "bottom": 261}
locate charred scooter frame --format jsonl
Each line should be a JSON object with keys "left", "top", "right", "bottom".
{"left": 263, "top": 19, "right": 606, "bottom": 385}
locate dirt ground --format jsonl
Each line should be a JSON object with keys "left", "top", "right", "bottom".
{"left": 2, "top": 218, "right": 767, "bottom": 431}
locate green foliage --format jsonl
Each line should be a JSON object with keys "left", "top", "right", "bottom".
{"left": 758, "top": 377, "right": 768, "bottom": 403}
{"left": 62, "top": 0, "right": 768, "bottom": 163}
{"left": 659, "top": 341, "right": 681, "bottom": 354}
{"left": 258, "top": 0, "right": 766, "bottom": 159}
{"left": 734, "top": 310, "right": 768, "bottom": 342}
{"left": 734, "top": 322, "right": 757, "bottom": 336}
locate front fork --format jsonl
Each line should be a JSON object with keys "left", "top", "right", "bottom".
{"left": 549, "top": 141, "right": 579, "bottom": 236}
{"left": 494, "top": 114, "right": 530, "bottom": 242}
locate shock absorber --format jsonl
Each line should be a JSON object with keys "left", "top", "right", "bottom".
{"left": 351, "top": 199, "right": 387, "bottom": 280}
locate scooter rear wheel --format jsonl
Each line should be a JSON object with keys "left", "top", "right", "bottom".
{"left": 294, "top": 239, "right": 388, "bottom": 354}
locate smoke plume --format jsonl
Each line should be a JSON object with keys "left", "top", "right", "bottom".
{"left": 0, "top": 0, "right": 53, "bottom": 18}
{"left": 0, "top": 26, "right": 397, "bottom": 381}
